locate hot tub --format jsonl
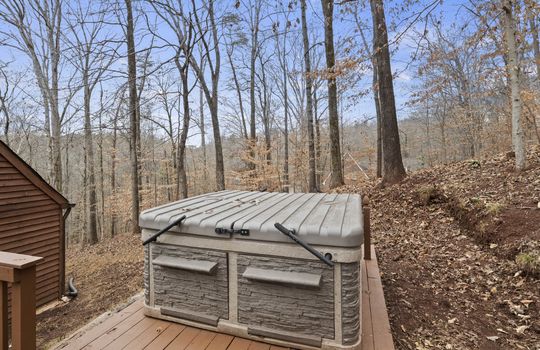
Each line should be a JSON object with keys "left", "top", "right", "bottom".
{"left": 140, "top": 190, "right": 364, "bottom": 349}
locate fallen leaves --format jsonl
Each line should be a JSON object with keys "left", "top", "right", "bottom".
{"left": 334, "top": 146, "right": 540, "bottom": 349}
{"left": 515, "top": 325, "right": 530, "bottom": 334}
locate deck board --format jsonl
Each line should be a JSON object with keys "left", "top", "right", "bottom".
{"left": 124, "top": 319, "right": 172, "bottom": 350}
{"left": 362, "top": 246, "right": 395, "bottom": 350}
{"left": 227, "top": 338, "right": 252, "bottom": 350}
{"left": 57, "top": 300, "right": 143, "bottom": 350}
{"left": 164, "top": 327, "right": 200, "bottom": 350}
{"left": 52, "top": 245, "right": 394, "bottom": 350}
{"left": 361, "top": 260, "right": 375, "bottom": 350}
{"left": 206, "top": 334, "right": 234, "bottom": 350}
{"left": 145, "top": 323, "right": 186, "bottom": 350}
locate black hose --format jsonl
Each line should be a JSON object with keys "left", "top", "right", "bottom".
{"left": 66, "top": 277, "right": 78, "bottom": 297}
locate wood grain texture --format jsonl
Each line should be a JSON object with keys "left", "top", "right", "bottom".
{"left": 49, "top": 299, "right": 293, "bottom": 350}
{"left": 49, "top": 274, "right": 396, "bottom": 350}
{"left": 0, "top": 143, "right": 66, "bottom": 307}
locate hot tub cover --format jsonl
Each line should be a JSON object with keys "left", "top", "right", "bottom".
{"left": 139, "top": 190, "right": 363, "bottom": 248}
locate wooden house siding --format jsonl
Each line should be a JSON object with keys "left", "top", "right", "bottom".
{"left": 0, "top": 147, "right": 70, "bottom": 307}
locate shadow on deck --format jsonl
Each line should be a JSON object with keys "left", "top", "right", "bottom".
{"left": 52, "top": 246, "right": 394, "bottom": 350}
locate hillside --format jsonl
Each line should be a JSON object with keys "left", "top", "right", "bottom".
{"left": 36, "top": 147, "right": 539, "bottom": 349}
{"left": 337, "top": 146, "right": 540, "bottom": 349}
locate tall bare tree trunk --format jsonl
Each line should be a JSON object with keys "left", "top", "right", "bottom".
{"left": 189, "top": 0, "right": 224, "bottom": 190}
{"left": 276, "top": 15, "right": 290, "bottom": 192}
{"left": 83, "top": 76, "right": 98, "bottom": 244}
{"left": 199, "top": 86, "right": 208, "bottom": 187}
{"left": 370, "top": 0, "right": 406, "bottom": 185}
{"left": 248, "top": 3, "right": 261, "bottom": 171}
{"left": 529, "top": 14, "right": 540, "bottom": 80}
{"left": 283, "top": 81, "right": 289, "bottom": 192}
{"left": 355, "top": 12, "right": 383, "bottom": 178}
{"left": 503, "top": 0, "right": 526, "bottom": 170}
{"left": 313, "top": 85, "right": 322, "bottom": 187}
{"left": 0, "top": 86, "right": 10, "bottom": 146}
{"left": 300, "top": 0, "right": 318, "bottom": 192}
{"left": 257, "top": 55, "right": 272, "bottom": 165}
{"left": 125, "top": 0, "right": 140, "bottom": 233}
{"left": 321, "top": 0, "right": 344, "bottom": 189}
{"left": 227, "top": 46, "right": 248, "bottom": 139}
{"left": 177, "top": 64, "right": 191, "bottom": 199}
{"left": 111, "top": 99, "right": 120, "bottom": 237}
{"left": 49, "top": 0, "right": 62, "bottom": 192}
{"left": 97, "top": 104, "right": 105, "bottom": 240}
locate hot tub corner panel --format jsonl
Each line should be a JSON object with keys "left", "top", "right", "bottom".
{"left": 341, "top": 262, "right": 361, "bottom": 345}
{"left": 144, "top": 245, "right": 150, "bottom": 306}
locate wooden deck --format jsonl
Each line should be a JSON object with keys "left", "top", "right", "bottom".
{"left": 361, "top": 246, "right": 395, "bottom": 350}
{"left": 52, "top": 246, "right": 394, "bottom": 350}
{"left": 52, "top": 299, "right": 288, "bottom": 350}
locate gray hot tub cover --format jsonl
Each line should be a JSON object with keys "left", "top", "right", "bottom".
{"left": 139, "top": 190, "right": 363, "bottom": 248}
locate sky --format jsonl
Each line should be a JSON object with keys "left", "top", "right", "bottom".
{"left": 0, "top": 0, "right": 472, "bottom": 145}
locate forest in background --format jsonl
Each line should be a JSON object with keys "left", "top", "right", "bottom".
{"left": 0, "top": 0, "right": 538, "bottom": 245}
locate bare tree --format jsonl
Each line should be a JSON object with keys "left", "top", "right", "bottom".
{"left": 0, "top": 0, "right": 64, "bottom": 190}
{"left": 149, "top": 0, "right": 225, "bottom": 191}
{"left": 503, "top": 0, "right": 526, "bottom": 170}
{"left": 174, "top": 24, "right": 197, "bottom": 199}
{"left": 66, "top": 2, "right": 119, "bottom": 244}
{"left": 0, "top": 63, "right": 24, "bottom": 146}
{"left": 125, "top": 0, "right": 140, "bottom": 233}
{"left": 224, "top": 30, "right": 248, "bottom": 140}
{"left": 300, "top": 0, "right": 318, "bottom": 192}
{"left": 189, "top": 0, "right": 224, "bottom": 190}
{"left": 246, "top": 0, "right": 263, "bottom": 171}
{"left": 370, "top": 0, "right": 406, "bottom": 185}
{"left": 321, "top": 0, "right": 344, "bottom": 188}
{"left": 354, "top": 3, "right": 383, "bottom": 178}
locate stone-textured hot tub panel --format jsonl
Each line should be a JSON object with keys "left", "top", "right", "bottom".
{"left": 341, "top": 262, "right": 360, "bottom": 345}
{"left": 151, "top": 244, "right": 229, "bottom": 320}
{"left": 237, "top": 254, "right": 335, "bottom": 339}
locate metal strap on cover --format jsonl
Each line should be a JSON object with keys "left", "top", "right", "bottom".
{"left": 142, "top": 215, "right": 186, "bottom": 246}
{"left": 274, "top": 223, "right": 334, "bottom": 267}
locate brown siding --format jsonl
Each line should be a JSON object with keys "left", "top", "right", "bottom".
{"left": 0, "top": 153, "right": 62, "bottom": 307}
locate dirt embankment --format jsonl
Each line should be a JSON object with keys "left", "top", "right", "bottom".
{"left": 337, "top": 146, "right": 540, "bottom": 350}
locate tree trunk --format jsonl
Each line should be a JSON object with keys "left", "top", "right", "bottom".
{"left": 125, "top": 0, "right": 140, "bottom": 233}
{"left": 357, "top": 19, "right": 383, "bottom": 177}
{"left": 314, "top": 85, "right": 322, "bottom": 187}
{"left": 0, "top": 96, "right": 9, "bottom": 146}
{"left": 370, "top": 0, "right": 407, "bottom": 185}
{"left": 188, "top": 0, "right": 224, "bottom": 190}
{"left": 279, "top": 18, "right": 290, "bottom": 193}
{"left": 177, "top": 65, "right": 191, "bottom": 199}
{"left": 529, "top": 15, "right": 540, "bottom": 81}
{"left": 199, "top": 86, "right": 208, "bottom": 188}
{"left": 321, "top": 0, "right": 344, "bottom": 189}
{"left": 49, "top": 0, "right": 62, "bottom": 193}
{"left": 209, "top": 96, "right": 225, "bottom": 190}
{"left": 301, "top": 0, "right": 318, "bottom": 193}
{"left": 248, "top": 6, "right": 260, "bottom": 171}
{"left": 83, "top": 77, "right": 98, "bottom": 245}
{"left": 111, "top": 99, "right": 120, "bottom": 237}
{"left": 503, "top": 0, "right": 526, "bottom": 170}
{"left": 227, "top": 47, "right": 248, "bottom": 139}
{"left": 98, "top": 101, "right": 105, "bottom": 240}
